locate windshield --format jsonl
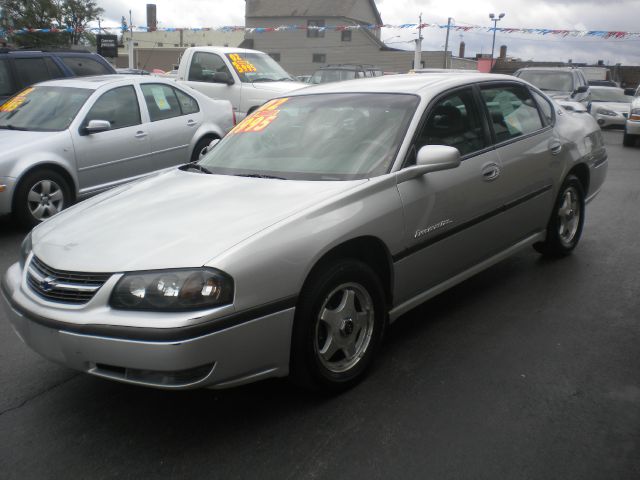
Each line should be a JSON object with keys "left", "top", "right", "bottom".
{"left": 590, "top": 88, "right": 631, "bottom": 103}
{"left": 225, "top": 53, "right": 295, "bottom": 83}
{"left": 199, "top": 93, "right": 419, "bottom": 180}
{"left": 310, "top": 69, "right": 360, "bottom": 84}
{"left": 0, "top": 86, "right": 92, "bottom": 131}
{"left": 518, "top": 71, "right": 574, "bottom": 92}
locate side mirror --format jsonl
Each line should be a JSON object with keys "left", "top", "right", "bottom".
{"left": 213, "top": 72, "right": 234, "bottom": 85}
{"left": 572, "top": 85, "right": 588, "bottom": 97}
{"left": 397, "top": 145, "right": 461, "bottom": 183}
{"left": 83, "top": 119, "right": 111, "bottom": 134}
{"left": 624, "top": 88, "right": 636, "bottom": 96}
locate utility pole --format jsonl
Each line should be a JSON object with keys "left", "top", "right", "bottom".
{"left": 128, "top": 9, "right": 134, "bottom": 69}
{"left": 443, "top": 17, "right": 452, "bottom": 69}
{"left": 413, "top": 13, "right": 423, "bottom": 70}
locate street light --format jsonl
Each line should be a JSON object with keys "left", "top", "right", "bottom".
{"left": 489, "top": 12, "right": 505, "bottom": 69}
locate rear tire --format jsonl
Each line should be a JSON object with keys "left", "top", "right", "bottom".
{"left": 13, "top": 169, "right": 72, "bottom": 230}
{"left": 623, "top": 131, "right": 636, "bottom": 147}
{"left": 191, "top": 136, "right": 218, "bottom": 162}
{"left": 290, "top": 259, "right": 386, "bottom": 393}
{"left": 534, "top": 174, "right": 585, "bottom": 257}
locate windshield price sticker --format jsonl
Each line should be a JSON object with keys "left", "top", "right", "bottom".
{"left": 0, "top": 87, "right": 34, "bottom": 112}
{"left": 229, "top": 53, "right": 257, "bottom": 74}
{"left": 230, "top": 98, "right": 289, "bottom": 134}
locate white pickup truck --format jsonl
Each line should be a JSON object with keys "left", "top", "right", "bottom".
{"left": 175, "top": 46, "right": 308, "bottom": 121}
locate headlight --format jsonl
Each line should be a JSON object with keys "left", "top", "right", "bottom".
{"left": 597, "top": 108, "right": 617, "bottom": 116}
{"left": 110, "top": 268, "right": 234, "bottom": 311}
{"left": 19, "top": 232, "right": 32, "bottom": 270}
{"left": 630, "top": 108, "right": 640, "bottom": 121}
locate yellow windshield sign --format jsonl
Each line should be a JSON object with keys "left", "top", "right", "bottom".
{"left": 229, "top": 53, "right": 257, "bottom": 74}
{"left": 0, "top": 87, "right": 34, "bottom": 112}
{"left": 230, "top": 98, "right": 289, "bottom": 134}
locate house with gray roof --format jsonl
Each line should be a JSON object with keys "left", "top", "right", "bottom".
{"left": 242, "top": 0, "right": 476, "bottom": 75}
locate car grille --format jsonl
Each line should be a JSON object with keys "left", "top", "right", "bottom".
{"left": 26, "top": 256, "right": 112, "bottom": 305}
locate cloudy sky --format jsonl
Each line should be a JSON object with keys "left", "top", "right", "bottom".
{"left": 97, "top": 0, "right": 640, "bottom": 65}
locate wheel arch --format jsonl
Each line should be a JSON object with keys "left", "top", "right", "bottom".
{"left": 301, "top": 236, "right": 394, "bottom": 310}
{"left": 12, "top": 162, "right": 77, "bottom": 211}
{"left": 567, "top": 162, "right": 590, "bottom": 194}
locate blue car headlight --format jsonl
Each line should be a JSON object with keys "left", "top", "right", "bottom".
{"left": 110, "top": 268, "right": 234, "bottom": 311}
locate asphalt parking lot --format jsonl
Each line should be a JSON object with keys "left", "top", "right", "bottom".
{"left": 0, "top": 130, "right": 638, "bottom": 479}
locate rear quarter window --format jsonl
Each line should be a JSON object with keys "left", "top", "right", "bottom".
{"left": 60, "top": 57, "right": 112, "bottom": 76}
{"left": 14, "top": 57, "right": 63, "bottom": 87}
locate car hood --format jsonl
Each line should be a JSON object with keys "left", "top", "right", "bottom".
{"left": 247, "top": 80, "right": 308, "bottom": 94}
{"left": 33, "top": 169, "right": 366, "bottom": 272}
{"left": 592, "top": 101, "right": 632, "bottom": 113}
{"left": 0, "top": 130, "right": 64, "bottom": 160}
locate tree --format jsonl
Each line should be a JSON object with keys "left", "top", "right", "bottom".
{"left": 0, "top": 0, "right": 103, "bottom": 47}
{"left": 0, "top": 0, "right": 67, "bottom": 47}
{"left": 60, "top": 0, "right": 103, "bottom": 45}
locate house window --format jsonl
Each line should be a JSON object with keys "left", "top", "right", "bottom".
{"left": 307, "top": 20, "right": 325, "bottom": 38}
{"left": 312, "top": 53, "right": 326, "bottom": 63}
{"left": 341, "top": 30, "right": 352, "bottom": 42}
{"left": 157, "top": 42, "right": 163, "bottom": 47}
{"left": 269, "top": 53, "right": 281, "bottom": 62}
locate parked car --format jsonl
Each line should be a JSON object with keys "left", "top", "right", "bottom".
{"left": 310, "top": 64, "right": 383, "bottom": 84}
{"left": 0, "top": 75, "right": 234, "bottom": 228}
{"left": 1, "top": 73, "right": 607, "bottom": 393}
{"left": 175, "top": 46, "right": 307, "bottom": 120}
{"left": 0, "top": 48, "right": 116, "bottom": 105}
{"left": 623, "top": 89, "right": 640, "bottom": 147}
{"left": 514, "top": 67, "right": 591, "bottom": 106}
{"left": 588, "top": 86, "right": 633, "bottom": 128}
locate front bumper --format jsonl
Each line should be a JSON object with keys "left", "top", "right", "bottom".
{"left": 1, "top": 262, "right": 294, "bottom": 389}
{"left": 0, "top": 176, "right": 17, "bottom": 216}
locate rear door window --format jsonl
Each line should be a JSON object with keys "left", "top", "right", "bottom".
{"left": 60, "top": 56, "right": 112, "bottom": 76}
{"left": 0, "top": 58, "right": 14, "bottom": 97}
{"left": 480, "top": 85, "right": 544, "bottom": 143}
{"left": 140, "top": 84, "right": 183, "bottom": 121}
{"left": 14, "top": 57, "right": 63, "bottom": 87}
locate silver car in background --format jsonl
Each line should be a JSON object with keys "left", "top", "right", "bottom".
{"left": 1, "top": 73, "right": 607, "bottom": 393}
{"left": 623, "top": 88, "right": 640, "bottom": 147}
{"left": 588, "top": 86, "right": 633, "bottom": 128}
{"left": 0, "top": 75, "right": 234, "bottom": 228}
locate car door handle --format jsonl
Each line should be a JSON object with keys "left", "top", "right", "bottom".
{"left": 481, "top": 163, "right": 501, "bottom": 182}
{"left": 549, "top": 142, "right": 562, "bottom": 155}
{"left": 135, "top": 131, "right": 147, "bottom": 138}
{"left": 187, "top": 120, "right": 198, "bottom": 127}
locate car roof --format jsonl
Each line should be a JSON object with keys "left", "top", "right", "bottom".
{"left": 516, "top": 67, "right": 577, "bottom": 72}
{"left": 589, "top": 85, "right": 624, "bottom": 92}
{"left": 185, "top": 46, "right": 266, "bottom": 55}
{"left": 290, "top": 72, "right": 519, "bottom": 96}
{"left": 35, "top": 74, "right": 176, "bottom": 90}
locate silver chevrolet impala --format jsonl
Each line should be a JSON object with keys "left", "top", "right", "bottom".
{"left": 1, "top": 73, "right": 608, "bottom": 393}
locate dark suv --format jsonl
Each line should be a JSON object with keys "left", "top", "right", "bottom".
{"left": 0, "top": 49, "right": 116, "bottom": 104}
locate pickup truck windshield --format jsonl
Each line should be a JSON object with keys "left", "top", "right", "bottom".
{"left": 225, "top": 52, "right": 296, "bottom": 83}
{"left": 0, "top": 86, "right": 92, "bottom": 131}
{"left": 199, "top": 93, "right": 419, "bottom": 180}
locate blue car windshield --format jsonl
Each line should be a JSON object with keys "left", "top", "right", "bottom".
{"left": 199, "top": 93, "right": 420, "bottom": 181}
{"left": 0, "top": 86, "right": 92, "bottom": 132}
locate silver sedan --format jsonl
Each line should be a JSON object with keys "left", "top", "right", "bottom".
{"left": 1, "top": 73, "right": 608, "bottom": 393}
{"left": 0, "top": 75, "right": 234, "bottom": 228}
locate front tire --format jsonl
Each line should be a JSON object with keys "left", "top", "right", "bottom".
{"left": 191, "top": 136, "right": 218, "bottom": 162}
{"left": 534, "top": 174, "right": 585, "bottom": 257}
{"left": 290, "top": 259, "right": 386, "bottom": 393}
{"left": 13, "top": 169, "right": 72, "bottom": 230}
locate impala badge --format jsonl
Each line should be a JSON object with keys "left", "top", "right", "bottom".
{"left": 414, "top": 219, "right": 453, "bottom": 239}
